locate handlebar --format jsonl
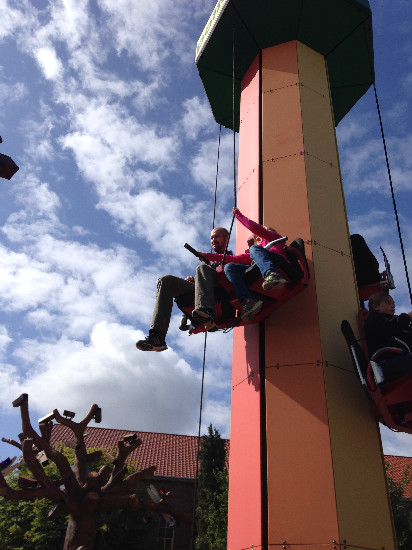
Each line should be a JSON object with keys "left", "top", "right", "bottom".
{"left": 264, "top": 236, "right": 288, "bottom": 249}
{"left": 184, "top": 243, "right": 210, "bottom": 265}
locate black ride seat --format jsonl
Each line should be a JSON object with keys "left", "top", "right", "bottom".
{"left": 341, "top": 318, "right": 412, "bottom": 434}
{"left": 350, "top": 234, "right": 381, "bottom": 287}
{"left": 350, "top": 234, "right": 395, "bottom": 301}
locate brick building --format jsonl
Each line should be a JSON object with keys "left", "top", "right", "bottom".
{"left": 50, "top": 425, "right": 411, "bottom": 548}
{"left": 51, "top": 425, "right": 200, "bottom": 550}
{"left": 385, "top": 454, "right": 412, "bottom": 498}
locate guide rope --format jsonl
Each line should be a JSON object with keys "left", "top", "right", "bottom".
{"left": 212, "top": 125, "right": 222, "bottom": 230}
{"left": 373, "top": 82, "right": 412, "bottom": 307}
{"left": 191, "top": 23, "right": 238, "bottom": 548}
{"left": 190, "top": 332, "right": 208, "bottom": 550}
{"left": 221, "top": 20, "right": 237, "bottom": 265}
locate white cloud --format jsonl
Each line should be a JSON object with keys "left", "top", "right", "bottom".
{"left": 348, "top": 209, "right": 394, "bottom": 246}
{"left": 0, "top": 233, "right": 164, "bottom": 339}
{"left": 21, "top": 108, "right": 58, "bottom": 162}
{"left": 182, "top": 96, "right": 215, "bottom": 140}
{"left": 191, "top": 133, "right": 238, "bottom": 199}
{"left": 59, "top": 97, "right": 179, "bottom": 197}
{"left": 48, "top": 0, "right": 90, "bottom": 50}
{"left": 0, "top": 322, "right": 211, "bottom": 436}
{"left": 338, "top": 118, "right": 412, "bottom": 196}
{"left": 336, "top": 118, "right": 370, "bottom": 147}
{"left": 2, "top": 175, "right": 62, "bottom": 243}
{"left": 0, "top": 249, "right": 64, "bottom": 312}
{"left": 97, "top": 0, "right": 187, "bottom": 72}
{"left": 35, "top": 46, "right": 64, "bottom": 80}
{"left": 0, "top": 326, "right": 12, "bottom": 356}
{"left": 0, "top": 82, "right": 27, "bottom": 106}
{"left": 105, "top": 189, "right": 203, "bottom": 264}
{"left": 380, "top": 425, "right": 412, "bottom": 458}
{"left": 201, "top": 400, "right": 231, "bottom": 439}
{"left": 0, "top": 1, "right": 33, "bottom": 40}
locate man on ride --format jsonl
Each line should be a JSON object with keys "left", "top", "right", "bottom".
{"left": 136, "top": 227, "right": 232, "bottom": 352}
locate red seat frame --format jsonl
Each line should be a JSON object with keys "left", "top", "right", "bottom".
{"left": 358, "top": 311, "right": 412, "bottom": 434}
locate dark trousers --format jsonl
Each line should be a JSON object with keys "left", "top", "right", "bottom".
{"left": 150, "top": 264, "right": 217, "bottom": 334}
{"left": 379, "top": 354, "right": 412, "bottom": 382}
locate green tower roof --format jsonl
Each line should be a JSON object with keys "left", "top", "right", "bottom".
{"left": 196, "top": 0, "right": 374, "bottom": 130}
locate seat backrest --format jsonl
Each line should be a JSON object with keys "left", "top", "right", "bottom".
{"left": 341, "top": 320, "right": 368, "bottom": 386}
{"left": 350, "top": 234, "right": 381, "bottom": 287}
{"left": 289, "top": 239, "right": 309, "bottom": 276}
{"left": 286, "top": 239, "right": 309, "bottom": 282}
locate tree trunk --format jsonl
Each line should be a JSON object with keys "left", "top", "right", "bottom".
{"left": 63, "top": 495, "right": 100, "bottom": 550}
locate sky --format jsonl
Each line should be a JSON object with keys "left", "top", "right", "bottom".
{"left": 0, "top": 0, "right": 410, "bottom": 462}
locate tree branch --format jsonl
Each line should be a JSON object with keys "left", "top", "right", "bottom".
{"left": 101, "top": 466, "right": 128, "bottom": 491}
{"left": 97, "top": 465, "right": 111, "bottom": 486}
{"left": 53, "top": 407, "right": 102, "bottom": 486}
{"left": 17, "top": 395, "right": 46, "bottom": 452}
{"left": 18, "top": 476, "right": 39, "bottom": 489}
{"left": 22, "top": 439, "right": 62, "bottom": 500}
{"left": 38, "top": 421, "right": 54, "bottom": 444}
{"left": 0, "top": 469, "right": 55, "bottom": 501}
{"left": 79, "top": 403, "right": 101, "bottom": 431}
{"left": 13, "top": 395, "right": 78, "bottom": 494}
{"left": 1, "top": 437, "right": 22, "bottom": 451}
{"left": 53, "top": 407, "right": 89, "bottom": 485}
{"left": 99, "top": 493, "right": 192, "bottom": 524}
{"left": 104, "top": 466, "right": 157, "bottom": 495}
{"left": 109, "top": 436, "right": 141, "bottom": 480}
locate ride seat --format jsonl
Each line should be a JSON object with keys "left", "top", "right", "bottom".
{"left": 369, "top": 345, "right": 412, "bottom": 403}
{"left": 342, "top": 318, "right": 412, "bottom": 434}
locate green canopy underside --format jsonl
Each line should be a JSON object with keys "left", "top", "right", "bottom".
{"left": 196, "top": 0, "right": 374, "bottom": 130}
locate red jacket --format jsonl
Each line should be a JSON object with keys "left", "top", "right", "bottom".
{"left": 234, "top": 210, "right": 288, "bottom": 260}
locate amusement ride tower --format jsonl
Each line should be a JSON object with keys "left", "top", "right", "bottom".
{"left": 196, "top": 2, "right": 396, "bottom": 550}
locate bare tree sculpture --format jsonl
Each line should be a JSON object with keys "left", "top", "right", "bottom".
{"left": 0, "top": 394, "right": 191, "bottom": 550}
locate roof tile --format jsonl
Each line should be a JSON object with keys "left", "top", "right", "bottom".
{"left": 385, "top": 455, "right": 412, "bottom": 497}
{"left": 51, "top": 425, "right": 230, "bottom": 479}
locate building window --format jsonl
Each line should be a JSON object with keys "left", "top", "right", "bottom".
{"left": 157, "top": 516, "right": 174, "bottom": 549}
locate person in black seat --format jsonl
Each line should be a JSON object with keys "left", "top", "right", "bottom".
{"left": 364, "top": 292, "right": 412, "bottom": 383}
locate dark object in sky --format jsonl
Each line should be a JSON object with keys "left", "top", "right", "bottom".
{"left": 0, "top": 152, "right": 19, "bottom": 180}
{"left": 0, "top": 457, "right": 12, "bottom": 470}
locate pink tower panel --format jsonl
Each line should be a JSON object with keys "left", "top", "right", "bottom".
{"left": 227, "top": 54, "right": 263, "bottom": 550}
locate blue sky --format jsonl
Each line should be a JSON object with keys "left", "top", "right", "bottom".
{"left": 0, "top": 0, "right": 410, "bottom": 461}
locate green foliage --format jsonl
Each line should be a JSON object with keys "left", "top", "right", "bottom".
{"left": 0, "top": 446, "right": 155, "bottom": 550}
{"left": 94, "top": 508, "right": 156, "bottom": 550}
{"left": 0, "top": 455, "right": 70, "bottom": 550}
{"left": 197, "top": 424, "right": 226, "bottom": 495}
{"left": 386, "top": 463, "right": 412, "bottom": 550}
{"left": 195, "top": 424, "right": 228, "bottom": 550}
